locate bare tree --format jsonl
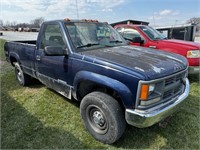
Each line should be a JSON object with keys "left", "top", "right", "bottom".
{"left": 5, "top": 21, "right": 11, "bottom": 27}
{"left": 0, "top": 20, "right": 3, "bottom": 26}
{"left": 31, "top": 17, "right": 44, "bottom": 28}
{"left": 10, "top": 21, "right": 17, "bottom": 27}
{"left": 186, "top": 17, "right": 200, "bottom": 24}
{"left": 186, "top": 17, "right": 200, "bottom": 31}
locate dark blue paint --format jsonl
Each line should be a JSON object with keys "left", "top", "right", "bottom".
{"left": 4, "top": 20, "right": 188, "bottom": 109}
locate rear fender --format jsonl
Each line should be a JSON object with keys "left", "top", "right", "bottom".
{"left": 9, "top": 52, "right": 20, "bottom": 66}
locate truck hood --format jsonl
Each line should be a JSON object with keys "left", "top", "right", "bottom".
{"left": 81, "top": 45, "right": 188, "bottom": 80}
{"left": 159, "top": 39, "right": 200, "bottom": 49}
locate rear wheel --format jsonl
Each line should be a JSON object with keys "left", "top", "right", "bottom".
{"left": 80, "top": 91, "right": 126, "bottom": 144}
{"left": 15, "top": 62, "right": 31, "bottom": 86}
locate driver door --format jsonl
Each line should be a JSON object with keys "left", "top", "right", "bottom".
{"left": 35, "top": 23, "right": 72, "bottom": 98}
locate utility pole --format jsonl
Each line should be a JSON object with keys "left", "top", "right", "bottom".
{"left": 75, "top": 0, "right": 79, "bottom": 19}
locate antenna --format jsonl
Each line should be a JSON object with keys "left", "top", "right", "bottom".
{"left": 171, "top": 20, "right": 178, "bottom": 39}
{"left": 153, "top": 14, "right": 156, "bottom": 26}
{"left": 175, "top": 20, "right": 178, "bottom": 26}
{"left": 75, "top": 0, "right": 79, "bottom": 19}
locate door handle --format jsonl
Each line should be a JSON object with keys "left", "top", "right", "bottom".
{"left": 36, "top": 55, "right": 41, "bottom": 61}
{"left": 149, "top": 46, "right": 156, "bottom": 49}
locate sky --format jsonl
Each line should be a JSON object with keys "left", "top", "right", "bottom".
{"left": 0, "top": 0, "right": 200, "bottom": 26}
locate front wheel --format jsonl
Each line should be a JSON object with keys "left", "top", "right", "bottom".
{"left": 80, "top": 91, "right": 126, "bottom": 144}
{"left": 15, "top": 62, "right": 31, "bottom": 86}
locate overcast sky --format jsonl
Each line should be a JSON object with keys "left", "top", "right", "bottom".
{"left": 0, "top": 0, "right": 199, "bottom": 26}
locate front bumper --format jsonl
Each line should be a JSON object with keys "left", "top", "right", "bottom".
{"left": 125, "top": 78, "right": 190, "bottom": 128}
{"left": 188, "top": 66, "right": 200, "bottom": 74}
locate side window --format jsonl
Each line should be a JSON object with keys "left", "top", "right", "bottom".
{"left": 40, "top": 24, "right": 65, "bottom": 49}
{"left": 123, "top": 28, "right": 144, "bottom": 40}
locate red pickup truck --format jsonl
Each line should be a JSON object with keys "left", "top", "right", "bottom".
{"left": 114, "top": 24, "right": 200, "bottom": 74}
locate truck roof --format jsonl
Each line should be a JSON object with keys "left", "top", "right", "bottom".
{"left": 110, "top": 20, "right": 149, "bottom": 27}
{"left": 114, "top": 24, "right": 147, "bottom": 28}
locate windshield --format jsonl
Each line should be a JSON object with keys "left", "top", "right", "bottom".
{"left": 65, "top": 22, "right": 127, "bottom": 51}
{"left": 139, "top": 26, "right": 167, "bottom": 40}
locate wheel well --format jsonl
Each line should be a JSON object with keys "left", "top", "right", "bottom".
{"left": 77, "top": 81, "right": 125, "bottom": 109}
{"left": 10, "top": 56, "right": 17, "bottom": 66}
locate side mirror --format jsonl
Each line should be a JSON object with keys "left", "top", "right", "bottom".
{"left": 132, "top": 37, "right": 144, "bottom": 44}
{"left": 44, "top": 46, "right": 68, "bottom": 56}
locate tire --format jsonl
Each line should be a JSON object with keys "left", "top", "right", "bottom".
{"left": 80, "top": 91, "right": 126, "bottom": 144}
{"left": 14, "top": 62, "right": 31, "bottom": 86}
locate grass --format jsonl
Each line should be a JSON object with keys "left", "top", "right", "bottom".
{"left": 0, "top": 39, "right": 199, "bottom": 149}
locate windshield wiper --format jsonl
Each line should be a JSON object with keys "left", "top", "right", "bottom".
{"left": 123, "top": 37, "right": 132, "bottom": 41}
{"left": 153, "top": 37, "right": 168, "bottom": 40}
{"left": 109, "top": 40, "right": 123, "bottom": 43}
{"left": 153, "top": 37, "right": 162, "bottom": 40}
{"left": 76, "top": 43, "right": 100, "bottom": 49}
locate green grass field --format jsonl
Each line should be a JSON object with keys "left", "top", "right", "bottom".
{"left": 0, "top": 39, "right": 199, "bottom": 149}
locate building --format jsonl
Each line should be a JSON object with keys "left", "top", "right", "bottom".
{"left": 110, "top": 19, "right": 149, "bottom": 27}
{"left": 155, "top": 24, "right": 197, "bottom": 42}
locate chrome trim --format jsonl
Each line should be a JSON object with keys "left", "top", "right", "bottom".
{"left": 135, "top": 68, "right": 188, "bottom": 109}
{"left": 36, "top": 72, "right": 72, "bottom": 99}
{"left": 126, "top": 78, "right": 189, "bottom": 128}
{"left": 21, "top": 65, "right": 36, "bottom": 72}
{"left": 140, "top": 97, "right": 161, "bottom": 106}
{"left": 36, "top": 55, "right": 41, "bottom": 61}
{"left": 149, "top": 46, "right": 156, "bottom": 49}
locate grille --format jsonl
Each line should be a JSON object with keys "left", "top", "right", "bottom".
{"left": 137, "top": 69, "right": 188, "bottom": 109}
{"left": 162, "top": 71, "right": 187, "bottom": 102}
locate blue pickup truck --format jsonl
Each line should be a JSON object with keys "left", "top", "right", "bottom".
{"left": 4, "top": 19, "right": 190, "bottom": 144}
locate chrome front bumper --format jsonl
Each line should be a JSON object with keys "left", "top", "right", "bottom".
{"left": 188, "top": 66, "right": 200, "bottom": 74}
{"left": 125, "top": 78, "right": 190, "bottom": 128}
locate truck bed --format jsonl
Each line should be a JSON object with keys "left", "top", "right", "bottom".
{"left": 4, "top": 40, "right": 37, "bottom": 78}
{"left": 12, "top": 40, "right": 37, "bottom": 45}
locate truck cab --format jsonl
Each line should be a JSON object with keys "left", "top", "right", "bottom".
{"left": 114, "top": 24, "right": 200, "bottom": 74}
{"left": 5, "top": 19, "right": 190, "bottom": 144}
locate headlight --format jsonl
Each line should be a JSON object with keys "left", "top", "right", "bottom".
{"left": 187, "top": 50, "right": 200, "bottom": 58}
{"left": 149, "top": 84, "right": 155, "bottom": 93}
{"left": 139, "top": 82, "right": 162, "bottom": 106}
{"left": 139, "top": 83, "right": 157, "bottom": 100}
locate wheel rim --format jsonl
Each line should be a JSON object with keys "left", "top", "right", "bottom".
{"left": 16, "top": 67, "right": 23, "bottom": 83}
{"left": 86, "top": 105, "right": 108, "bottom": 134}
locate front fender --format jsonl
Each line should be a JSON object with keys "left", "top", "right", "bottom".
{"left": 73, "top": 71, "right": 135, "bottom": 108}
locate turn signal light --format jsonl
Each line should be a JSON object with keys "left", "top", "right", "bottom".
{"left": 187, "top": 50, "right": 200, "bottom": 58}
{"left": 140, "top": 84, "right": 149, "bottom": 100}
{"left": 64, "top": 18, "right": 71, "bottom": 21}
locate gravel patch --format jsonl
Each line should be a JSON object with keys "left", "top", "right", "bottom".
{"left": 0, "top": 31, "right": 38, "bottom": 41}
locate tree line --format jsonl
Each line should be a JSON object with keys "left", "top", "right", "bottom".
{"left": 0, "top": 17, "right": 199, "bottom": 30}
{"left": 0, "top": 17, "right": 44, "bottom": 29}
{"left": 186, "top": 17, "right": 200, "bottom": 31}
